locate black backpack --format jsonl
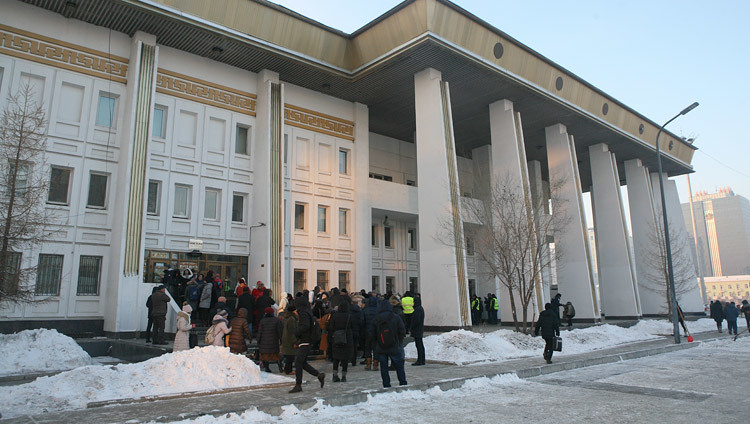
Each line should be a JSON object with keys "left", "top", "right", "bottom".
{"left": 309, "top": 314, "right": 322, "bottom": 343}
{"left": 188, "top": 285, "right": 200, "bottom": 301}
{"left": 375, "top": 315, "right": 396, "bottom": 348}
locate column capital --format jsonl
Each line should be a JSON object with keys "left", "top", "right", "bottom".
{"left": 415, "top": 67, "right": 442, "bottom": 81}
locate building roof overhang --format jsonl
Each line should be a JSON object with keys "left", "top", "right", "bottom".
{"left": 18, "top": 0, "right": 696, "bottom": 188}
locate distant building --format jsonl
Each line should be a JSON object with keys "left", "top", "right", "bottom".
{"left": 703, "top": 276, "right": 750, "bottom": 303}
{"left": 682, "top": 187, "right": 750, "bottom": 277}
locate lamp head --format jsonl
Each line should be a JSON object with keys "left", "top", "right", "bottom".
{"left": 680, "top": 102, "right": 699, "bottom": 115}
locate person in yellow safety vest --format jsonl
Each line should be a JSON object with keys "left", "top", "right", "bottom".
{"left": 402, "top": 291, "right": 415, "bottom": 333}
{"left": 488, "top": 294, "right": 499, "bottom": 325}
{"left": 470, "top": 295, "right": 481, "bottom": 325}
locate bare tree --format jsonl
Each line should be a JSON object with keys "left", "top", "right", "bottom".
{"left": 455, "top": 174, "right": 568, "bottom": 333}
{"left": 642, "top": 219, "right": 697, "bottom": 319}
{"left": 0, "top": 83, "right": 52, "bottom": 304}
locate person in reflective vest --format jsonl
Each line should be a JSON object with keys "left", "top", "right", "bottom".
{"left": 488, "top": 294, "right": 499, "bottom": 325}
{"left": 470, "top": 295, "right": 481, "bottom": 325}
{"left": 402, "top": 291, "right": 415, "bottom": 332}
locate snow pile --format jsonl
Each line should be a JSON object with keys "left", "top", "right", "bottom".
{"left": 0, "top": 329, "right": 94, "bottom": 376}
{"left": 404, "top": 319, "right": 720, "bottom": 364}
{"left": 162, "top": 374, "right": 526, "bottom": 423}
{"left": 0, "top": 346, "right": 291, "bottom": 419}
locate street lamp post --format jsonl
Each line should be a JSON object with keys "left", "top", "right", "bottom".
{"left": 655, "top": 101, "right": 699, "bottom": 344}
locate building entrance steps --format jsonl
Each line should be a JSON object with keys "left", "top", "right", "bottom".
{"left": 3, "top": 329, "right": 740, "bottom": 424}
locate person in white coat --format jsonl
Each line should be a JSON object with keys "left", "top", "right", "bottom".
{"left": 211, "top": 309, "right": 232, "bottom": 347}
{"left": 173, "top": 303, "right": 194, "bottom": 351}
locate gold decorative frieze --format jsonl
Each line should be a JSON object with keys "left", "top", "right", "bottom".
{"left": 284, "top": 104, "right": 355, "bottom": 141}
{"left": 156, "top": 69, "right": 256, "bottom": 116}
{"left": 0, "top": 24, "right": 128, "bottom": 84}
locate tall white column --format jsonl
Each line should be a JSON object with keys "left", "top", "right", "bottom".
{"left": 487, "top": 99, "right": 544, "bottom": 324}
{"left": 414, "top": 68, "right": 470, "bottom": 327}
{"left": 528, "top": 160, "right": 552, "bottom": 310}
{"left": 249, "top": 70, "right": 281, "bottom": 296}
{"left": 589, "top": 143, "right": 640, "bottom": 319}
{"left": 652, "top": 175, "right": 704, "bottom": 313}
{"left": 107, "top": 32, "right": 158, "bottom": 335}
{"left": 353, "top": 103, "right": 371, "bottom": 293}
{"left": 545, "top": 124, "right": 599, "bottom": 321}
{"left": 625, "top": 159, "right": 662, "bottom": 316}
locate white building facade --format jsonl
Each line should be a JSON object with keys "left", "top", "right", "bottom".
{"left": 0, "top": 0, "right": 703, "bottom": 335}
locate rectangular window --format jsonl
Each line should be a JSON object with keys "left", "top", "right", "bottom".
{"left": 406, "top": 180, "right": 416, "bottom": 186}
{"left": 466, "top": 236, "right": 475, "bottom": 256}
{"left": 76, "top": 255, "right": 102, "bottom": 296}
{"left": 408, "top": 228, "right": 417, "bottom": 250}
{"left": 293, "top": 269, "right": 307, "bottom": 294}
{"left": 48, "top": 167, "right": 71, "bottom": 204}
{"left": 294, "top": 203, "right": 306, "bottom": 230}
{"left": 371, "top": 225, "right": 378, "bottom": 247}
{"left": 235, "top": 125, "right": 249, "bottom": 154}
{"left": 36, "top": 254, "right": 63, "bottom": 296}
{"left": 339, "top": 208, "right": 349, "bottom": 236}
{"left": 317, "top": 270, "right": 329, "bottom": 290}
{"left": 1, "top": 251, "right": 22, "bottom": 294}
{"left": 95, "top": 93, "right": 117, "bottom": 128}
{"left": 338, "top": 271, "right": 350, "bottom": 290}
{"left": 174, "top": 184, "right": 191, "bottom": 218}
{"left": 369, "top": 172, "right": 393, "bottom": 182}
{"left": 409, "top": 277, "right": 418, "bottom": 293}
{"left": 147, "top": 180, "right": 160, "bottom": 215}
{"left": 86, "top": 173, "right": 108, "bottom": 208}
{"left": 372, "top": 276, "right": 380, "bottom": 292}
{"left": 7, "top": 163, "right": 30, "bottom": 197}
{"left": 317, "top": 205, "right": 327, "bottom": 233}
{"left": 386, "top": 276, "right": 395, "bottom": 293}
{"left": 152, "top": 106, "right": 166, "bottom": 138}
{"left": 204, "top": 189, "right": 220, "bottom": 220}
{"left": 339, "top": 149, "right": 349, "bottom": 175}
{"left": 232, "top": 194, "right": 245, "bottom": 223}
{"left": 384, "top": 226, "right": 392, "bottom": 248}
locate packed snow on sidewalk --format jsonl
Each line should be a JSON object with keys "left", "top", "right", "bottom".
{"left": 0, "top": 346, "right": 291, "bottom": 419}
{"left": 403, "top": 318, "right": 720, "bottom": 365}
{"left": 0, "top": 329, "right": 95, "bottom": 377}
{"left": 162, "top": 373, "right": 526, "bottom": 424}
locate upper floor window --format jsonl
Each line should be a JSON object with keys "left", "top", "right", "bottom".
{"left": 408, "top": 228, "right": 417, "bottom": 250}
{"left": 147, "top": 180, "right": 161, "bottom": 215}
{"left": 232, "top": 194, "right": 246, "bottom": 223}
{"left": 339, "top": 208, "right": 349, "bottom": 236}
{"left": 384, "top": 226, "right": 392, "bottom": 248}
{"left": 86, "top": 173, "right": 108, "bottom": 209}
{"left": 339, "top": 149, "right": 349, "bottom": 175}
{"left": 48, "top": 167, "right": 72, "bottom": 205}
{"left": 317, "top": 205, "right": 328, "bottom": 233}
{"left": 204, "top": 188, "right": 220, "bottom": 221}
{"left": 235, "top": 125, "right": 249, "bottom": 155}
{"left": 294, "top": 203, "right": 306, "bottom": 230}
{"left": 152, "top": 105, "right": 167, "bottom": 138}
{"left": 369, "top": 172, "right": 393, "bottom": 182}
{"left": 95, "top": 92, "right": 118, "bottom": 128}
{"left": 174, "top": 184, "right": 191, "bottom": 218}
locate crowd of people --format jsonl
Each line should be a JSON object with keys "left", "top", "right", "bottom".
{"left": 709, "top": 299, "right": 750, "bottom": 335}
{"left": 145, "top": 277, "right": 427, "bottom": 391}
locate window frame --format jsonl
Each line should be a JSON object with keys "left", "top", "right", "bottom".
{"left": 231, "top": 193, "right": 246, "bottom": 223}
{"left": 294, "top": 202, "right": 306, "bottom": 231}
{"left": 317, "top": 205, "right": 328, "bottom": 233}
{"left": 317, "top": 270, "right": 329, "bottom": 290}
{"left": 408, "top": 228, "right": 417, "bottom": 250}
{"left": 152, "top": 105, "right": 167, "bottom": 139}
{"left": 371, "top": 225, "right": 378, "bottom": 247}
{"left": 338, "top": 208, "right": 349, "bottom": 236}
{"left": 173, "top": 184, "right": 192, "bottom": 219}
{"left": 36, "top": 253, "right": 64, "bottom": 296}
{"left": 146, "top": 180, "right": 161, "bottom": 216}
{"left": 384, "top": 226, "right": 393, "bottom": 248}
{"left": 204, "top": 188, "right": 221, "bottom": 221}
{"left": 95, "top": 92, "right": 118, "bottom": 129}
{"left": 235, "top": 124, "right": 250, "bottom": 155}
{"left": 47, "top": 166, "right": 72, "bottom": 205}
{"left": 76, "top": 255, "right": 102, "bottom": 296}
{"left": 86, "top": 172, "right": 109, "bottom": 209}
{"left": 338, "top": 148, "right": 349, "bottom": 175}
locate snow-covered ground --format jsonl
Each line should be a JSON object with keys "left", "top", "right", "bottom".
{"left": 0, "top": 347, "right": 291, "bottom": 419}
{"left": 161, "top": 336, "right": 750, "bottom": 424}
{"left": 0, "top": 329, "right": 95, "bottom": 376}
{"left": 404, "top": 318, "right": 720, "bottom": 365}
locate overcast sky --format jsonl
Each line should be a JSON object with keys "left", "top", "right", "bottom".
{"left": 273, "top": 0, "right": 750, "bottom": 203}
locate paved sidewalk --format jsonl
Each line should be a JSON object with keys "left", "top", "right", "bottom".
{"left": 3, "top": 330, "right": 737, "bottom": 424}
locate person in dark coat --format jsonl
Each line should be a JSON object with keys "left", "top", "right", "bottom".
{"left": 328, "top": 302, "right": 353, "bottom": 382}
{"left": 349, "top": 297, "right": 364, "bottom": 366}
{"left": 149, "top": 285, "right": 171, "bottom": 345}
{"left": 675, "top": 302, "right": 688, "bottom": 336}
{"left": 236, "top": 286, "right": 255, "bottom": 333}
{"left": 256, "top": 307, "right": 283, "bottom": 372}
{"left": 227, "top": 308, "right": 252, "bottom": 354}
{"left": 741, "top": 300, "right": 750, "bottom": 331}
{"left": 281, "top": 306, "right": 298, "bottom": 375}
{"left": 534, "top": 303, "right": 560, "bottom": 364}
{"left": 410, "top": 295, "right": 425, "bottom": 366}
{"left": 710, "top": 300, "right": 725, "bottom": 333}
{"left": 144, "top": 286, "right": 160, "bottom": 342}
{"left": 724, "top": 301, "right": 740, "bottom": 335}
{"left": 372, "top": 299, "right": 407, "bottom": 387}
{"left": 362, "top": 296, "right": 380, "bottom": 370}
{"left": 254, "top": 289, "right": 275, "bottom": 332}
{"left": 550, "top": 293, "right": 563, "bottom": 321}
{"left": 289, "top": 296, "right": 325, "bottom": 393}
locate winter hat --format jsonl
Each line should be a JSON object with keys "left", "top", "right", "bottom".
{"left": 182, "top": 304, "right": 193, "bottom": 313}
{"left": 264, "top": 307, "right": 275, "bottom": 315}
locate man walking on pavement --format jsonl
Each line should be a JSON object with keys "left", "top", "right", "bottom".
{"left": 289, "top": 296, "right": 325, "bottom": 393}
{"left": 534, "top": 303, "right": 560, "bottom": 364}
{"left": 373, "top": 299, "right": 407, "bottom": 387}
{"left": 149, "top": 285, "right": 171, "bottom": 345}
